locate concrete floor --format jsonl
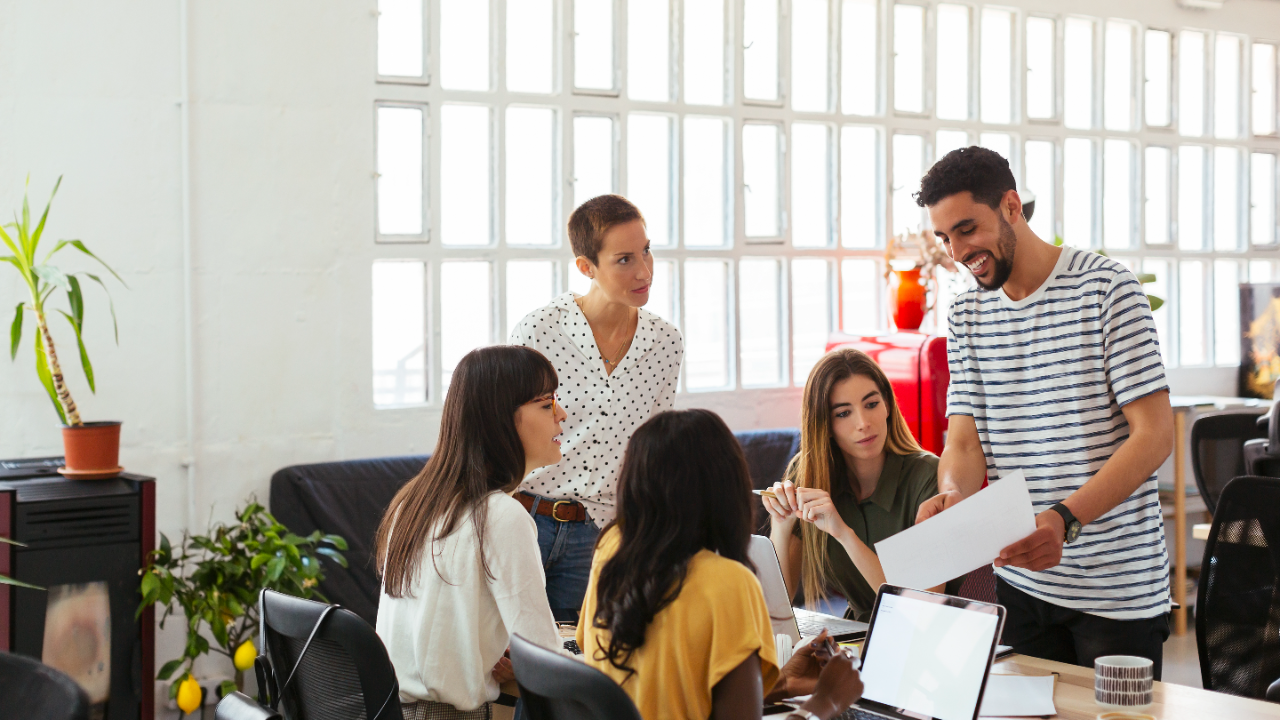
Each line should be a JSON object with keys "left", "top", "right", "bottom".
{"left": 1162, "top": 629, "right": 1203, "bottom": 688}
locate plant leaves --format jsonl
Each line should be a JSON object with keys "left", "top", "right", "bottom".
{"left": 219, "top": 680, "right": 238, "bottom": 698}
{"left": 33, "top": 264, "right": 71, "bottom": 292}
{"left": 55, "top": 309, "right": 94, "bottom": 393}
{"left": 1136, "top": 272, "right": 1157, "bottom": 284}
{"left": 157, "top": 658, "right": 184, "bottom": 681}
{"left": 48, "top": 240, "right": 126, "bottom": 287}
{"left": 29, "top": 176, "right": 61, "bottom": 251}
{"left": 33, "top": 325, "right": 67, "bottom": 425}
{"left": 323, "top": 534, "right": 349, "bottom": 551}
{"left": 1148, "top": 295, "right": 1164, "bottom": 312}
{"left": 67, "top": 275, "right": 84, "bottom": 325}
{"left": 0, "top": 227, "right": 21, "bottom": 262}
{"left": 316, "top": 546, "right": 348, "bottom": 568}
{"left": 79, "top": 273, "right": 119, "bottom": 344}
{"left": 0, "top": 536, "right": 26, "bottom": 547}
{"left": 250, "top": 553, "right": 273, "bottom": 570}
{"left": 9, "top": 303, "right": 22, "bottom": 360}
{"left": 0, "top": 574, "right": 45, "bottom": 590}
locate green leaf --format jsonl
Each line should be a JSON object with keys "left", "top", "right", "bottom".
{"left": 323, "top": 534, "right": 348, "bottom": 551}
{"left": 0, "top": 536, "right": 26, "bottom": 547}
{"left": 29, "top": 176, "right": 61, "bottom": 250}
{"left": 250, "top": 553, "right": 273, "bottom": 570}
{"left": 47, "top": 240, "right": 126, "bottom": 287}
{"left": 266, "top": 556, "right": 286, "bottom": 582}
{"left": 219, "top": 680, "right": 238, "bottom": 698}
{"left": 9, "top": 302, "right": 22, "bottom": 360}
{"left": 80, "top": 273, "right": 119, "bottom": 344}
{"left": 168, "top": 676, "right": 183, "bottom": 700}
{"left": 33, "top": 326, "right": 67, "bottom": 425}
{"left": 316, "top": 547, "right": 348, "bottom": 568}
{"left": 1136, "top": 272, "right": 1157, "bottom": 284}
{"left": 0, "top": 227, "right": 21, "bottom": 262}
{"left": 157, "top": 658, "right": 184, "bottom": 681}
{"left": 67, "top": 275, "right": 84, "bottom": 325}
{"left": 55, "top": 309, "right": 94, "bottom": 393}
{"left": 0, "top": 573, "right": 45, "bottom": 590}
{"left": 1148, "top": 295, "right": 1164, "bottom": 312}
{"left": 1053, "top": 236, "right": 1065, "bottom": 247}
{"left": 160, "top": 533, "right": 172, "bottom": 559}
{"left": 32, "top": 264, "right": 71, "bottom": 292}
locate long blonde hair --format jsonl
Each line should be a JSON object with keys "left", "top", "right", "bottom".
{"left": 791, "top": 348, "right": 923, "bottom": 607}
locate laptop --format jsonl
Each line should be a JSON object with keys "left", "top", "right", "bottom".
{"left": 748, "top": 535, "right": 869, "bottom": 644}
{"left": 840, "top": 584, "right": 1006, "bottom": 720}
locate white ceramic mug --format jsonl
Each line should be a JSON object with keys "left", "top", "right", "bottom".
{"left": 1094, "top": 655, "right": 1154, "bottom": 710}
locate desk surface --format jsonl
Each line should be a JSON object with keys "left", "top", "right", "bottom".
{"left": 991, "top": 655, "right": 1280, "bottom": 720}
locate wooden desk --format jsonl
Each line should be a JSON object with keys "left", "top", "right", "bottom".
{"left": 1193, "top": 523, "right": 1211, "bottom": 541}
{"left": 992, "top": 654, "right": 1280, "bottom": 720}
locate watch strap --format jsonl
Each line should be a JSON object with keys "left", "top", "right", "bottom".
{"left": 1049, "top": 502, "right": 1081, "bottom": 542}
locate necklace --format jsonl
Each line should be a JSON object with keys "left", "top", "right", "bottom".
{"left": 575, "top": 297, "right": 638, "bottom": 369}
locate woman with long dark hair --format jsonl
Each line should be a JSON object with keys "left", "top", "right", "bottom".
{"left": 578, "top": 410, "right": 863, "bottom": 720}
{"left": 375, "top": 345, "right": 568, "bottom": 720}
{"left": 762, "top": 348, "right": 955, "bottom": 623}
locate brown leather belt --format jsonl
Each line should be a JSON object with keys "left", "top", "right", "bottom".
{"left": 516, "top": 492, "right": 589, "bottom": 523}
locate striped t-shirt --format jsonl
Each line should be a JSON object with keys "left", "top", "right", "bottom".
{"left": 946, "top": 246, "right": 1171, "bottom": 620}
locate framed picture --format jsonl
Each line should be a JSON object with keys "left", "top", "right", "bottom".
{"left": 1240, "top": 283, "right": 1280, "bottom": 399}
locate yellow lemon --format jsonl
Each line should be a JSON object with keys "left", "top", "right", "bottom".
{"left": 234, "top": 639, "right": 257, "bottom": 671}
{"left": 176, "top": 674, "right": 203, "bottom": 714}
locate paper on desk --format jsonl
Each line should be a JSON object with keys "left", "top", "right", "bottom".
{"left": 874, "top": 470, "right": 1037, "bottom": 590}
{"left": 978, "top": 674, "right": 1056, "bottom": 717}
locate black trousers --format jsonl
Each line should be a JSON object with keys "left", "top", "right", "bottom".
{"left": 996, "top": 577, "right": 1170, "bottom": 680}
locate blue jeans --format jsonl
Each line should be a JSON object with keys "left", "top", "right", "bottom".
{"left": 529, "top": 499, "right": 601, "bottom": 622}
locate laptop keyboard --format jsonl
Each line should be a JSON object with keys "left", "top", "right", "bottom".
{"left": 793, "top": 608, "right": 868, "bottom": 639}
{"left": 838, "top": 707, "right": 897, "bottom": 720}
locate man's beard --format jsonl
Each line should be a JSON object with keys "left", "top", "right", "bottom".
{"left": 975, "top": 216, "right": 1017, "bottom": 291}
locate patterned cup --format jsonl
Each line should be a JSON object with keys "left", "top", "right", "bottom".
{"left": 1094, "top": 656, "right": 1154, "bottom": 710}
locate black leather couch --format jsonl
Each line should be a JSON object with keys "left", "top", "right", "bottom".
{"left": 270, "top": 429, "right": 801, "bottom": 626}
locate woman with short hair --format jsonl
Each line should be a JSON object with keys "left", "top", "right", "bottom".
{"left": 375, "top": 345, "right": 568, "bottom": 720}
{"left": 510, "top": 194, "right": 683, "bottom": 621}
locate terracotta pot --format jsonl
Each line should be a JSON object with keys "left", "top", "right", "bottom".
{"left": 61, "top": 421, "right": 122, "bottom": 473}
{"left": 891, "top": 268, "right": 928, "bottom": 331}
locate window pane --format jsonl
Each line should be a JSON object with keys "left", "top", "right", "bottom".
{"left": 980, "top": 8, "right": 1012, "bottom": 124}
{"left": 378, "top": 0, "right": 423, "bottom": 78}
{"left": 978, "top": 133, "right": 1011, "bottom": 165}
{"left": 574, "top": 115, "right": 614, "bottom": 208}
{"left": 684, "top": 116, "right": 728, "bottom": 246}
{"left": 1214, "top": 260, "right": 1241, "bottom": 366}
{"left": 1063, "top": 138, "right": 1094, "bottom": 247}
{"left": 1104, "top": 22, "right": 1133, "bottom": 131}
{"left": 842, "top": 0, "right": 877, "bottom": 115}
{"left": 628, "top": 0, "right": 670, "bottom": 101}
{"left": 441, "top": 105, "right": 491, "bottom": 245}
{"left": 1251, "top": 259, "right": 1274, "bottom": 283}
{"left": 1144, "top": 258, "right": 1172, "bottom": 365}
{"left": 935, "top": 5, "right": 970, "bottom": 121}
{"left": 1024, "top": 140, "right": 1055, "bottom": 241}
{"left": 1145, "top": 146, "right": 1171, "bottom": 245}
{"left": 841, "top": 125, "right": 881, "bottom": 247}
{"left": 842, "top": 258, "right": 881, "bottom": 333}
{"left": 1214, "top": 147, "right": 1240, "bottom": 251}
{"left": 441, "top": 261, "right": 493, "bottom": 387}
{"left": 685, "top": 0, "right": 725, "bottom": 105}
{"left": 1026, "top": 17, "right": 1055, "bottom": 120}
{"left": 1064, "top": 18, "right": 1094, "bottom": 130}
{"left": 507, "top": 0, "right": 552, "bottom": 93}
{"left": 1252, "top": 153, "right": 1277, "bottom": 247}
{"left": 743, "top": 124, "right": 781, "bottom": 237}
{"left": 893, "top": 4, "right": 925, "bottom": 113}
{"left": 792, "top": 0, "right": 831, "bottom": 112}
{"left": 1179, "top": 31, "right": 1206, "bottom": 137}
{"left": 648, "top": 260, "right": 677, "bottom": 327}
{"left": 1179, "top": 260, "right": 1206, "bottom": 365}
{"left": 506, "top": 260, "right": 557, "bottom": 337}
{"left": 684, "top": 259, "right": 729, "bottom": 389}
{"left": 1178, "top": 145, "right": 1205, "bottom": 251}
{"left": 372, "top": 260, "right": 426, "bottom": 406}
{"left": 628, "top": 114, "right": 673, "bottom": 246}
{"left": 1215, "top": 35, "right": 1242, "bottom": 139}
{"left": 440, "top": 0, "right": 488, "bottom": 90}
{"left": 792, "top": 123, "right": 832, "bottom": 248}
{"left": 377, "top": 106, "right": 424, "bottom": 236}
{"left": 892, "top": 133, "right": 925, "bottom": 234}
{"left": 744, "top": 0, "right": 780, "bottom": 101}
{"left": 505, "top": 107, "right": 555, "bottom": 245}
{"left": 568, "top": 263, "right": 592, "bottom": 296}
{"left": 575, "top": 0, "right": 614, "bottom": 90}
{"left": 1145, "top": 30, "right": 1172, "bottom": 127}
{"left": 740, "top": 258, "right": 783, "bottom": 386}
{"left": 1253, "top": 44, "right": 1277, "bottom": 136}
{"left": 792, "top": 258, "right": 832, "bottom": 385}
{"left": 1103, "top": 139, "right": 1133, "bottom": 250}
{"left": 936, "top": 129, "right": 968, "bottom": 161}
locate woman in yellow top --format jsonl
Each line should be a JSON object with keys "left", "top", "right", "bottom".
{"left": 578, "top": 409, "right": 862, "bottom": 720}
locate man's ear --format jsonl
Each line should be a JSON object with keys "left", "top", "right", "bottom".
{"left": 1003, "top": 189, "right": 1023, "bottom": 225}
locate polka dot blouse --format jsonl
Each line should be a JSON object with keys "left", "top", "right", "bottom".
{"left": 509, "top": 292, "right": 684, "bottom": 526}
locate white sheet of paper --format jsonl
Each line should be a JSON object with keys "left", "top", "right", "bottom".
{"left": 874, "top": 470, "right": 1037, "bottom": 590}
{"left": 978, "top": 674, "right": 1057, "bottom": 717}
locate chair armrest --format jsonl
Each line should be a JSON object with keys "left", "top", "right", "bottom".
{"left": 214, "top": 692, "right": 282, "bottom": 720}
{"left": 1266, "top": 677, "right": 1280, "bottom": 703}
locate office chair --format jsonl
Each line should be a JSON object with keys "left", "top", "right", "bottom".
{"left": 957, "top": 564, "right": 998, "bottom": 604}
{"left": 257, "top": 588, "right": 402, "bottom": 720}
{"left": 1244, "top": 392, "right": 1280, "bottom": 479}
{"left": 1196, "top": 476, "right": 1280, "bottom": 700}
{"left": 509, "top": 633, "right": 643, "bottom": 720}
{"left": 216, "top": 691, "right": 283, "bottom": 720}
{"left": 1190, "top": 411, "right": 1268, "bottom": 514}
{"left": 0, "top": 651, "right": 90, "bottom": 720}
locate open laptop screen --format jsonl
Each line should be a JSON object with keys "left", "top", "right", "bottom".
{"left": 859, "top": 588, "right": 1003, "bottom": 720}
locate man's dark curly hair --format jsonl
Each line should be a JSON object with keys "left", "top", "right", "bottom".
{"left": 914, "top": 146, "right": 1017, "bottom": 210}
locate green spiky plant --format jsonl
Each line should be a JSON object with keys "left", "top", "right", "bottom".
{"left": 1, "top": 535, "right": 43, "bottom": 591}
{"left": 1, "top": 177, "right": 124, "bottom": 425}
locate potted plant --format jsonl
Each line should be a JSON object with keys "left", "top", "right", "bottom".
{"left": 137, "top": 500, "right": 348, "bottom": 699}
{"left": 2, "top": 177, "right": 125, "bottom": 477}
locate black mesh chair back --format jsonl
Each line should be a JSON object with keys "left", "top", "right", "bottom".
{"left": 957, "top": 563, "right": 998, "bottom": 604}
{"left": 1196, "top": 476, "right": 1280, "bottom": 699}
{"left": 1190, "top": 411, "right": 1268, "bottom": 514}
{"left": 258, "top": 589, "right": 402, "bottom": 720}
{"left": 509, "top": 634, "right": 643, "bottom": 720}
{"left": 1244, "top": 396, "right": 1280, "bottom": 479}
{"left": 0, "top": 652, "right": 90, "bottom": 720}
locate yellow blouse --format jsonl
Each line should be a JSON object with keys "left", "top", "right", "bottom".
{"left": 577, "top": 528, "right": 780, "bottom": 720}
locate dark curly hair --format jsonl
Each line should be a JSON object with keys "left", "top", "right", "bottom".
{"left": 914, "top": 146, "right": 1016, "bottom": 210}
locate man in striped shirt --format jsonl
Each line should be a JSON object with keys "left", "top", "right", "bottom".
{"left": 914, "top": 147, "right": 1175, "bottom": 677}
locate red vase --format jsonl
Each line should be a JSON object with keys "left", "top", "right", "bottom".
{"left": 891, "top": 268, "right": 927, "bottom": 331}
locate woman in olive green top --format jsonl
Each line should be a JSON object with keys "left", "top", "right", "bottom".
{"left": 762, "top": 348, "right": 955, "bottom": 622}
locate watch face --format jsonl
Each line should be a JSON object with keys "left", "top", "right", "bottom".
{"left": 1066, "top": 521, "right": 1083, "bottom": 544}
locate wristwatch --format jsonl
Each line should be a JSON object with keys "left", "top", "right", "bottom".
{"left": 1049, "top": 502, "right": 1083, "bottom": 544}
{"left": 785, "top": 711, "right": 821, "bottom": 720}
